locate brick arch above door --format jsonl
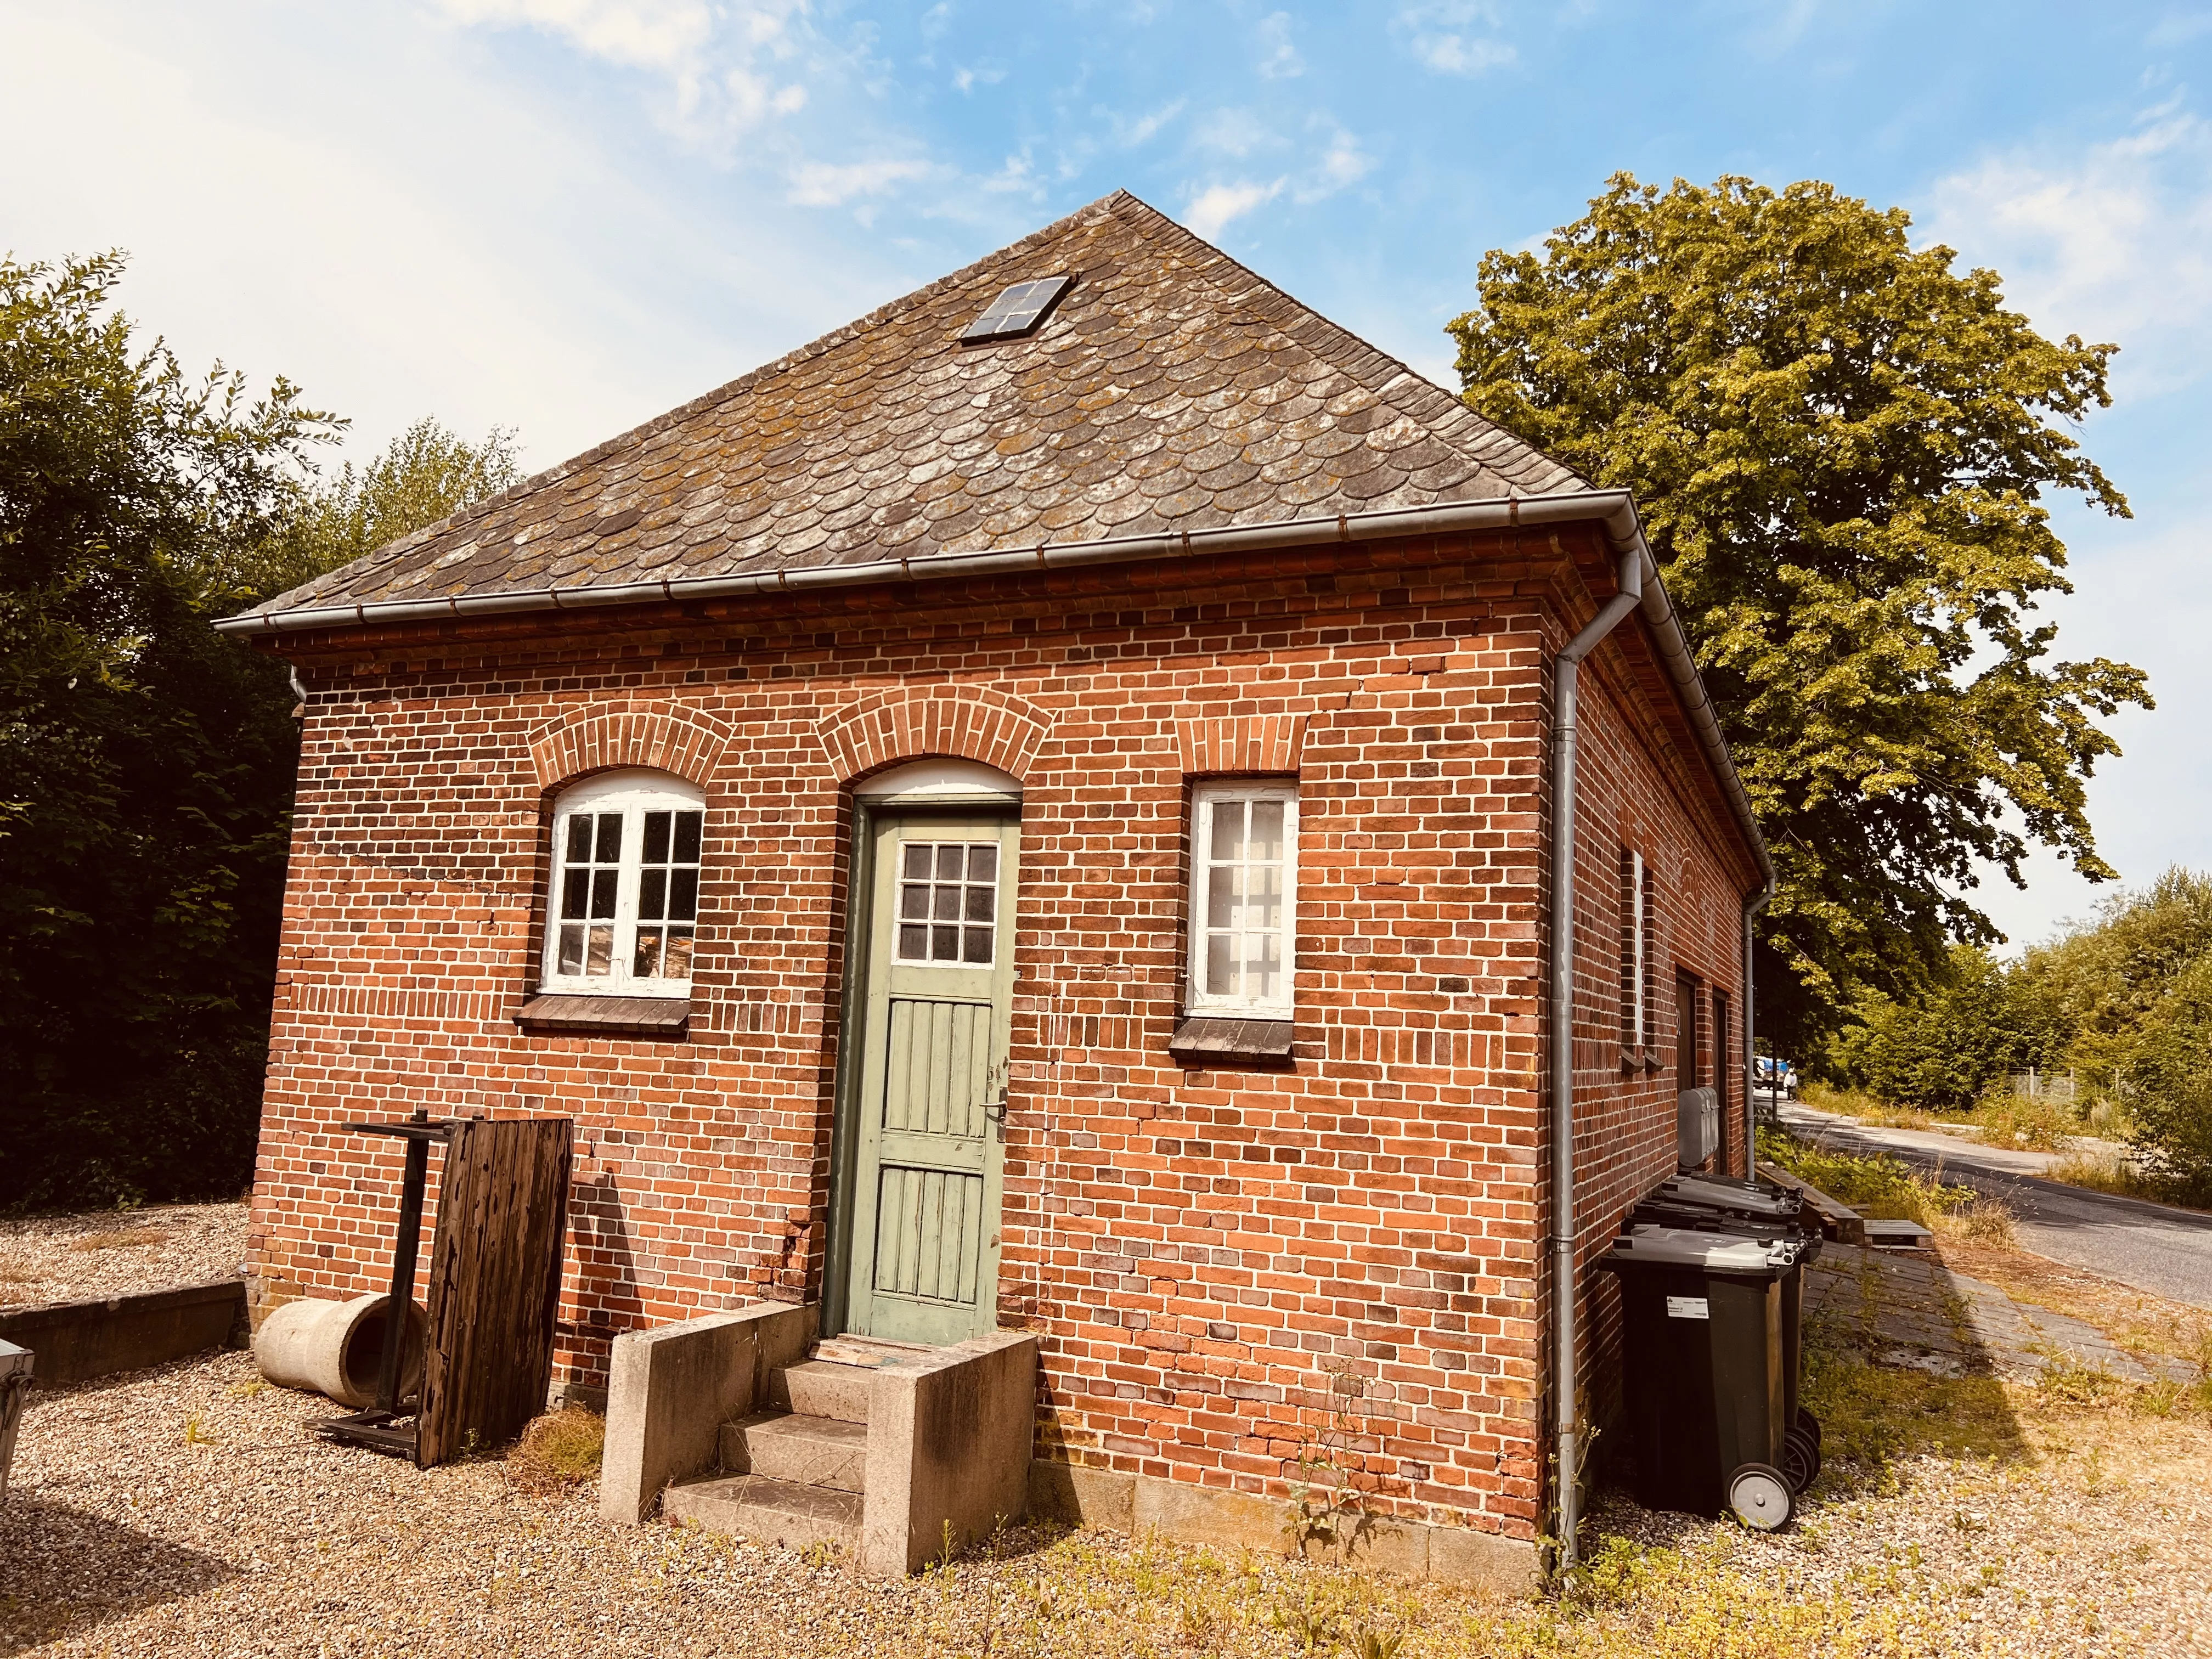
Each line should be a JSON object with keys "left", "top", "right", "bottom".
{"left": 816, "top": 686, "right": 1053, "bottom": 786}
{"left": 528, "top": 702, "right": 733, "bottom": 790}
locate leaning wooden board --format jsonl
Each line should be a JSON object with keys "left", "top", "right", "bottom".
{"left": 416, "top": 1116, "right": 572, "bottom": 1466}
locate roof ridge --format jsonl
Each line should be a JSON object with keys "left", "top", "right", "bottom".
{"left": 282, "top": 191, "right": 1143, "bottom": 601}
{"left": 1096, "top": 191, "right": 1584, "bottom": 493}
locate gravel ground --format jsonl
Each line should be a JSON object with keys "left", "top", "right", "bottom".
{"left": 2, "top": 1346, "right": 2207, "bottom": 1657}
{"left": 0, "top": 1204, "right": 248, "bottom": 1309}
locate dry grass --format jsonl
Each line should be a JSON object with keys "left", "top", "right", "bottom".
{"left": 1934, "top": 1231, "right": 2212, "bottom": 1389}
{"left": 0, "top": 1248, "right": 41, "bottom": 1285}
{"left": 506, "top": 1404, "right": 606, "bottom": 1494}
{"left": 66, "top": 1227, "right": 173, "bottom": 1252}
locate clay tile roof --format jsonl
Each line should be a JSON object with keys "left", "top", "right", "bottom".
{"left": 246, "top": 190, "right": 1587, "bottom": 618}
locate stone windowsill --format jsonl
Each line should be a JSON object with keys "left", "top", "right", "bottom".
{"left": 1169, "top": 1015, "right": 1295, "bottom": 1064}
{"left": 514, "top": 994, "right": 690, "bottom": 1039}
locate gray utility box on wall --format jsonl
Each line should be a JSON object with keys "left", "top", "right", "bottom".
{"left": 0, "top": 1338, "right": 30, "bottom": 1497}
{"left": 1678, "top": 1086, "right": 1721, "bottom": 1169}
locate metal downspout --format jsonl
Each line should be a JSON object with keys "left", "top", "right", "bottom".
{"left": 1742, "top": 878, "right": 1774, "bottom": 1175}
{"left": 1549, "top": 546, "right": 1643, "bottom": 1573}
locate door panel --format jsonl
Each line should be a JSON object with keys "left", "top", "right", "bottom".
{"left": 841, "top": 811, "right": 1017, "bottom": 1345}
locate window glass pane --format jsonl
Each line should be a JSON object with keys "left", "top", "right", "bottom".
{"left": 900, "top": 885, "right": 929, "bottom": 921}
{"left": 585, "top": 923, "right": 614, "bottom": 975}
{"left": 558, "top": 924, "right": 583, "bottom": 975}
{"left": 562, "top": 868, "right": 590, "bottom": 919}
{"left": 664, "top": 932, "right": 693, "bottom": 978}
{"left": 1206, "top": 866, "right": 1236, "bottom": 927}
{"left": 670, "top": 868, "right": 698, "bottom": 922}
{"left": 634, "top": 928, "right": 663, "bottom": 978}
{"left": 594, "top": 814, "right": 622, "bottom": 863}
{"left": 1249, "top": 800, "right": 1283, "bottom": 860}
{"left": 965, "top": 885, "right": 995, "bottom": 922}
{"left": 643, "top": 811, "right": 671, "bottom": 864}
{"left": 1249, "top": 932, "right": 1282, "bottom": 1003}
{"left": 590, "top": 868, "right": 619, "bottom": 919}
{"left": 1251, "top": 863, "right": 1282, "bottom": 932}
{"left": 674, "top": 811, "right": 703, "bottom": 864}
{"left": 1209, "top": 799, "right": 1244, "bottom": 861}
{"left": 932, "top": 923, "right": 958, "bottom": 960}
{"left": 904, "top": 845, "right": 931, "bottom": 879}
{"left": 935, "top": 845, "right": 964, "bottom": 881}
{"left": 639, "top": 869, "right": 667, "bottom": 921}
{"left": 963, "top": 926, "right": 992, "bottom": 963}
{"left": 566, "top": 817, "right": 592, "bottom": 862}
{"left": 899, "top": 923, "right": 928, "bottom": 958}
{"left": 1205, "top": 932, "right": 1235, "bottom": 996}
{"left": 933, "top": 885, "right": 961, "bottom": 921}
{"left": 968, "top": 843, "right": 997, "bottom": 882}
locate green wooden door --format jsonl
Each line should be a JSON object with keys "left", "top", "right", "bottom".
{"left": 842, "top": 811, "right": 1018, "bottom": 1344}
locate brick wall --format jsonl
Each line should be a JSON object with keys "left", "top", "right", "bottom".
{"left": 246, "top": 523, "right": 1758, "bottom": 1544}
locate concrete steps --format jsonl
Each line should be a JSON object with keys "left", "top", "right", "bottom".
{"left": 663, "top": 1471, "right": 863, "bottom": 1553}
{"left": 769, "top": 1358, "right": 872, "bottom": 1424}
{"left": 721, "top": 1410, "right": 867, "bottom": 1492}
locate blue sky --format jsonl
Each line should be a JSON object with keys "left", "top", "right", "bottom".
{"left": 3, "top": 1, "right": 2207, "bottom": 949}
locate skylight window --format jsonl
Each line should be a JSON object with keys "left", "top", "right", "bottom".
{"left": 960, "top": 275, "right": 1074, "bottom": 343}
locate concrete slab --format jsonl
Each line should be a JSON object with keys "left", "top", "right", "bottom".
{"left": 860, "top": 1330, "right": 1036, "bottom": 1577}
{"left": 1028, "top": 1460, "right": 1136, "bottom": 1531}
{"left": 769, "top": 1358, "right": 871, "bottom": 1423}
{"left": 665, "top": 1471, "right": 862, "bottom": 1555}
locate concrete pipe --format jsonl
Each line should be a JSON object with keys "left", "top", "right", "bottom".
{"left": 254, "top": 1294, "right": 427, "bottom": 1409}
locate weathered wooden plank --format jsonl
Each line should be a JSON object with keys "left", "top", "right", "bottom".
{"left": 418, "top": 1117, "right": 572, "bottom": 1466}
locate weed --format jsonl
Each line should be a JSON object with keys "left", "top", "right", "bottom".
{"left": 799, "top": 1538, "right": 842, "bottom": 1570}
{"left": 182, "top": 1415, "right": 214, "bottom": 1446}
{"left": 1283, "top": 1364, "right": 1375, "bottom": 1559}
{"left": 1269, "top": 1593, "right": 1340, "bottom": 1654}
{"left": 227, "top": 1378, "right": 267, "bottom": 1400}
{"left": 506, "top": 1405, "right": 605, "bottom": 1494}
{"left": 1176, "top": 1593, "right": 1218, "bottom": 1648}
{"left": 1348, "top": 1622, "right": 1404, "bottom": 1659}
{"left": 1758, "top": 1129, "right": 1973, "bottom": 1224}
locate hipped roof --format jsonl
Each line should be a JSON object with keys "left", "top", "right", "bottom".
{"left": 235, "top": 190, "right": 1588, "bottom": 622}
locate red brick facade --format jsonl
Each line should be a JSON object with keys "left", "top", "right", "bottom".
{"left": 246, "top": 522, "right": 1759, "bottom": 1546}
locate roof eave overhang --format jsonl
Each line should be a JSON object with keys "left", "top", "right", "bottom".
{"left": 215, "top": 487, "right": 1770, "bottom": 882}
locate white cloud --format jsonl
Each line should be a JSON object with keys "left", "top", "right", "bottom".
{"left": 952, "top": 63, "right": 1006, "bottom": 94}
{"left": 1255, "top": 11, "right": 1302, "bottom": 79}
{"left": 1110, "top": 99, "right": 1186, "bottom": 148}
{"left": 1394, "top": 1, "right": 1517, "bottom": 75}
{"left": 1197, "top": 108, "right": 1278, "bottom": 160}
{"left": 788, "top": 156, "right": 939, "bottom": 207}
{"left": 1925, "top": 109, "right": 2212, "bottom": 398}
{"left": 1183, "top": 179, "right": 1284, "bottom": 239}
{"left": 1298, "top": 125, "right": 1375, "bottom": 199}
{"left": 428, "top": 0, "right": 810, "bottom": 146}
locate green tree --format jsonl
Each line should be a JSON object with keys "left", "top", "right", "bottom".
{"left": 1449, "top": 174, "right": 2149, "bottom": 1052}
{"left": 0, "top": 252, "right": 519, "bottom": 1207}
{"left": 1832, "top": 945, "right": 2054, "bottom": 1113}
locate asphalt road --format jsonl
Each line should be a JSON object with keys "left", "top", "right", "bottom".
{"left": 1776, "top": 1102, "right": 2212, "bottom": 1311}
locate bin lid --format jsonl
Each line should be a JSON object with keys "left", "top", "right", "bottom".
{"left": 1656, "top": 1173, "right": 1802, "bottom": 1220}
{"left": 1600, "top": 1224, "right": 1805, "bottom": 1273}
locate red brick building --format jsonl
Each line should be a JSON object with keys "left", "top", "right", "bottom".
{"left": 223, "top": 191, "right": 1769, "bottom": 1581}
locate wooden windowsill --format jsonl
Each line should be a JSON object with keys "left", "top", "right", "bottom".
{"left": 1169, "top": 1015, "right": 1296, "bottom": 1065}
{"left": 514, "top": 994, "right": 690, "bottom": 1039}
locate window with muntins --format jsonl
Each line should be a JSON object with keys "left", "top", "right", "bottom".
{"left": 1188, "top": 781, "right": 1297, "bottom": 1019}
{"left": 1621, "top": 848, "right": 1657, "bottom": 1058}
{"left": 540, "top": 769, "right": 706, "bottom": 996}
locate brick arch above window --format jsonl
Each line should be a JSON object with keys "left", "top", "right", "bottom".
{"left": 1177, "top": 714, "right": 1309, "bottom": 777}
{"left": 528, "top": 703, "right": 733, "bottom": 791}
{"left": 816, "top": 685, "right": 1052, "bottom": 786}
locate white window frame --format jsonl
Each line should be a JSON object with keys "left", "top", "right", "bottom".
{"left": 1186, "top": 780, "right": 1299, "bottom": 1020}
{"left": 1621, "top": 848, "right": 1654, "bottom": 1059}
{"left": 539, "top": 769, "right": 707, "bottom": 997}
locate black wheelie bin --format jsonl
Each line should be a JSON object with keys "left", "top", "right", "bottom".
{"left": 1597, "top": 1224, "right": 1815, "bottom": 1531}
{"left": 1630, "top": 1173, "right": 1824, "bottom": 1492}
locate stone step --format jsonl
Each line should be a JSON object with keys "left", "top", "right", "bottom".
{"left": 768, "top": 1358, "right": 873, "bottom": 1424}
{"left": 720, "top": 1410, "right": 868, "bottom": 1493}
{"left": 663, "top": 1471, "right": 861, "bottom": 1556}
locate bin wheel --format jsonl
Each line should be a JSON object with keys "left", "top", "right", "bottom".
{"left": 1726, "top": 1463, "right": 1795, "bottom": 1531}
{"left": 1781, "top": 1426, "right": 1821, "bottom": 1493}
{"left": 1795, "top": 1407, "right": 1822, "bottom": 1451}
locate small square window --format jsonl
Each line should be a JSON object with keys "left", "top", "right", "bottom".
{"left": 894, "top": 840, "right": 999, "bottom": 966}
